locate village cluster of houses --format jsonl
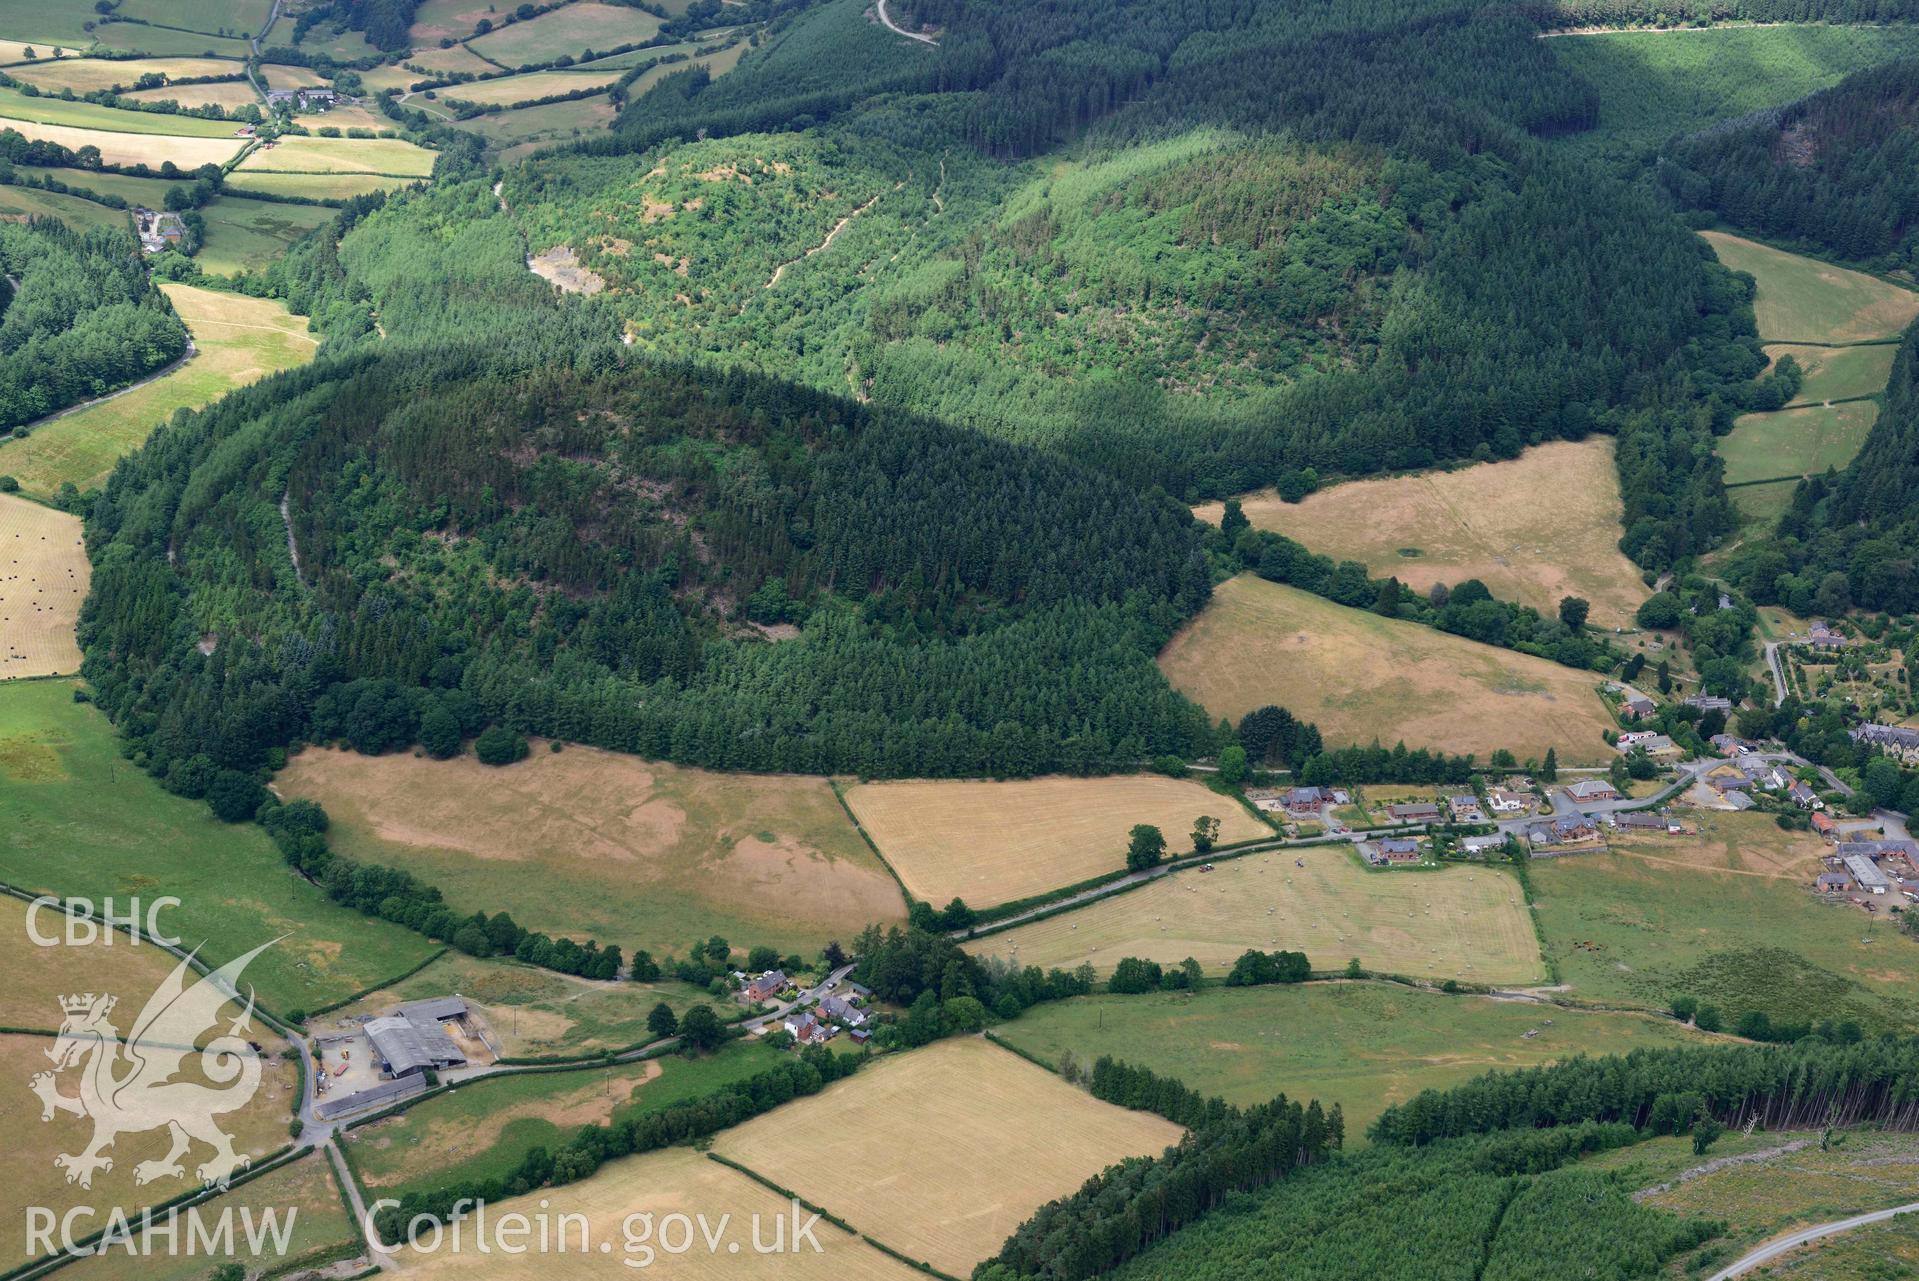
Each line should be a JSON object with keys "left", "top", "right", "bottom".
{"left": 1814, "top": 838, "right": 1919, "bottom": 900}
{"left": 738, "top": 968, "right": 876, "bottom": 1049}
{"left": 1271, "top": 785, "right": 1536, "bottom": 825}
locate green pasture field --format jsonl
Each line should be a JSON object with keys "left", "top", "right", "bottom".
{"left": 0, "top": 680, "right": 437, "bottom": 1015}
{"left": 92, "top": 23, "right": 253, "bottom": 57}
{"left": 1771, "top": 340, "right": 1897, "bottom": 405}
{"left": 237, "top": 133, "right": 438, "bottom": 175}
{"left": 0, "top": 283, "right": 317, "bottom": 498}
{"left": 347, "top": 1038, "right": 783, "bottom": 1197}
{"left": 224, "top": 170, "right": 413, "bottom": 200}
{"left": 441, "top": 67, "right": 624, "bottom": 107}
{"left": 1702, "top": 231, "right": 1919, "bottom": 343}
{"left": 0, "top": 182, "right": 128, "bottom": 229}
{"left": 313, "top": 949, "right": 722, "bottom": 1059}
{"left": 36, "top": 164, "right": 181, "bottom": 203}
{"left": 195, "top": 194, "right": 334, "bottom": 275}
{"left": 1532, "top": 845, "right": 1919, "bottom": 1032}
{"left": 993, "top": 983, "right": 1713, "bottom": 1139}
{"left": 1549, "top": 24, "right": 1919, "bottom": 154}
{"left": 0, "top": 0, "right": 106, "bottom": 47}
{"left": 466, "top": 0, "right": 664, "bottom": 67}
{"left": 409, "top": 0, "right": 506, "bottom": 43}
{"left": 0, "top": 83, "right": 239, "bottom": 134}
{"left": 450, "top": 94, "right": 617, "bottom": 153}
{"left": 1720, "top": 400, "right": 1878, "bottom": 486}
{"left": 111, "top": 0, "right": 273, "bottom": 37}
{"left": 260, "top": 61, "right": 328, "bottom": 89}
{"left": 1731, "top": 478, "right": 1801, "bottom": 524}
{"left": 577, "top": 34, "right": 742, "bottom": 68}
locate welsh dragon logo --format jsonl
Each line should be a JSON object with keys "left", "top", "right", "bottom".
{"left": 31, "top": 941, "right": 275, "bottom": 1191}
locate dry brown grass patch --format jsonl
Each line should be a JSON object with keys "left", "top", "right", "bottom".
{"left": 0, "top": 493, "right": 86, "bottom": 679}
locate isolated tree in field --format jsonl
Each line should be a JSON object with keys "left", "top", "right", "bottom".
{"left": 1541, "top": 748, "right": 1558, "bottom": 782}
{"left": 1670, "top": 994, "right": 1698, "bottom": 1023}
{"left": 1558, "top": 596, "right": 1590, "bottom": 629}
{"left": 702, "top": 935, "right": 730, "bottom": 966}
{"left": 1181, "top": 957, "right": 1204, "bottom": 989}
{"left": 475, "top": 724, "right": 528, "bottom": 765}
{"left": 647, "top": 1002, "right": 678, "bottom": 1039}
{"left": 1126, "top": 823, "right": 1166, "bottom": 872}
{"left": 1692, "top": 1113, "right": 1725, "bottom": 1156}
{"left": 677, "top": 1004, "right": 722, "bottom": 1052}
{"left": 1191, "top": 814, "right": 1220, "bottom": 853}
{"left": 1635, "top": 592, "right": 1682, "bottom": 630}
{"left": 1217, "top": 743, "right": 1248, "bottom": 785}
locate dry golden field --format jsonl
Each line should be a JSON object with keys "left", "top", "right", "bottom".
{"left": 969, "top": 846, "right": 1543, "bottom": 984}
{"left": 7, "top": 56, "right": 242, "bottom": 93}
{"left": 397, "top": 1145, "right": 926, "bottom": 1279}
{"left": 1195, "top": 440, "right": 1650, "bottom": 629}
{"left": 236, "top": 134, "right": 437, "bottom": 175}
{"left": 1158, "top": 576, "right": 1614, "bottom": 765}
{"left": 443, "top": 68, "right": 624, "bottom": 106}
{"left": 123, "top": 80, "right": 261, "bottom": 112}
{"left": 277, "top": 742, "right": 906, "bottom": 957}
{"left": 0, "top": 894, "right": 192, "bottom": 1028}
{"left": 841, "top": 775, "right": 1271, "bottom": 907}
{"left": 0, "top": 493, "right": 86, "bottom": 679}
{"left": 711, "top": 1038, "right": 1185, "bottom": 1276}
{"left": 0, "top": 117, "right": 241, "bottom": 167}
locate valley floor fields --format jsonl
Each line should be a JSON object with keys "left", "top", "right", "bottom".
{"left": 0, "top": 680, "right": 438, "bottom": 1014}
{"left": 970, "top": 845, "right": 1544, "bottom": 984}
{"left": 277, "top": 741, "right": 906, "bottom": 959}
{"left": 992, "top": 982, "right": 1714, "bottom": 1138}
{"left": 0, "top": 285, "right": 317, "bottom": 498}
{"left": 841, "top": 775, "right": 1271, "bottom": 908}
{"left": 710, "top": 1037, "right": 1186, "bottom": 1276}
{"left": 1159, "top": 575, "right": 1615, "bottom": 765}
{"left": 0, "top": 892, "right": 196, "bottom": 1028}
{"left": 1195, "top": 440, "right": 1650, "bottom": 629}
{"left": 0, "top": 492, "right": 86, "bottom": 678}
{"left": 1702, "top": 231, "right": 1919, "bottom": 343}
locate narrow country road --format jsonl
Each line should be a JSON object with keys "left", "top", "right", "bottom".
{"left": 1706, "top": 1202, "right": 1919, "bottom": 1280}
{"left": 7, "top": 341, "right": 196, "bottom": 437}
{"left": 1765, "top": 641, "right": 1788, "bottom": 706}
{"left": 876, "top": 0, "right": 939, "bottom": 45}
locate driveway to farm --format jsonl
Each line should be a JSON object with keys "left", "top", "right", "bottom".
{"left": 1764, "top": 641, "right": 1788, "bottom": 705}
{"left": 1705, "top": 1201, "right": 1919, "bottom": 1280}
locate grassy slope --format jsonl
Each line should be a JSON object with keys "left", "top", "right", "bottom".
{"left": 1722, "top": 399, "right": 1879, "bottom": 485}
{"left": 1158, "top": 575, "right": 1615, "bottom": 765}
{"left": 195, "top": 196, "right": 335, "bottom": 276}
{"left": 0, "top": 490, "right": 86, "bottom": 678}
{"left": 0, "top": 679, "right": 437, "bottom": 1014}
{"left": 992, "top": 982, "right": 1713, "bottom": 1138}
{"left": 1702, "top": 231, "right": 1919, "bottom": 343}
{"left": 0, "top": 83, "right": 240, "bottom": 134}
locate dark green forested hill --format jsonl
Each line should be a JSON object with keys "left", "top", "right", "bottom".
{"left": 0, "top": 218, "right": 189, "bottom": 433}
{"left": 80, "top": 343, "right": 1215, "bottom": 781}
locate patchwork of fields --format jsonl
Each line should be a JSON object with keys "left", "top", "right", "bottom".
{"left": 1160, "top": 576, "right": 1615, "bottom": 765}
{"left": 971, "top": 845, "right": 1544, "bottom": 984}
{"left": 0, "top": 493, "right": 86, "bottom": 679}
{"left": 842, "top": 775, "right": 1271, "bottom": 908}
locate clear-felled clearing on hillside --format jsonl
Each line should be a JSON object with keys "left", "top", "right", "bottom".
{"left": 0, "top": 1030, "right": 298, "bottom": 1263}
{"left": 314, "top": 949, "right": 719, "bottom": 1059}
{"left": 65, "top": 1152, "right": 362, "bottom": 1281}
{"left": 0, "top": 284, "right": 316, "bottom": 499}
{"left": 841, "top": 775, "right": 1271, "bottom": 908}
{"left": 993, "top": 982, "right": 1713, "bottom": 1139}
{"left": 1533, "top": 813, "right": 1919, "bottom": 1031}
{"left": 0, "top": 493, "right": 86, "bottom": 678}
{"left": 236, "top": 134, "right": 437, "bottom": 176}
{"left": 1159, "top": 576, "right": 1614, "bottom": 765}
{"left": 1194, "top": 440, "right": 1649, "bottom": 629}
{"left": 971, "top": 846, "right": 1543, "bottom": 985}
{"left": 0, "top": 680, "right": 438, "bottom": 1015}
{"left": 396, "top": 1146, "right": 924, "bottom": 1280}
{"left": 1702, "top": 231, "right": 1919, "bottom": 343}
{"left": 466, "top": 0, "right": 664, "bottom": 66}
{"left": 277, "top": 742, "right": 906, "bottom": 959}
{"left": 711, "top": 1038, "right": 1186, "bottom": 1277}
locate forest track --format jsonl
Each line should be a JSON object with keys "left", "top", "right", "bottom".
{"left": 765, "top": 188, "right": 891, "bottom": 287}
{"left": 1705, "top": 1201, "right": 1919, "bottom": 1280}
{"left": 876, "top": 0, "right": 939, "bottom": 45}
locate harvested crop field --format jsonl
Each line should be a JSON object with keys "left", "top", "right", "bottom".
{"left": 0, "top": 284, "right": 316, "bottom": 498}
{"left": 0, "top": 1030, "right": 298, "bottom": 1263}
{"left": 123, "top": 79, "right": 260, "bottom": 111}
{"left": 712, "top": 1038, "right": 1185, "bottom": 1276}
{"left": 0, "top": 117, "right": 240, "bottom": 168}
{"left": 6, "top": 55, "right": 242, "bottom": 93}
{"left": 444, "top": 68, "right": 624, "bottom": 106}
{"left": 224, "top": 171, "right": 413, "bottom": 200}
{"left": 1702, "top": 231, "right": 1919, "bottom": 343}
{"left": 467, "top": 1, "right": 664, "bottom": 66}
{"left": 842, "top": 775, "right": 1271, "bottom": 908}
{"left": 970, "top": 845, "right": 1544, "bottom": 984}
{"left": 277, "top": 742, "right": 906, "bottom": 957}
{"left": 259, "top": 62, "right": 329, "bottom": 89}
{"left": 396, "top": 1145, "right": 925, "bottom": 1279}
{"left": 0, "top": 493, "right": 86, "bottom": 679}
{"left": 236, "top": 134, "right": 437, "bottom": 175}
{"left": 1195, "top": 441, "right": 1649, "bottom": 628}
{"left": 1159, "top": 576, "right": 1614, "bottom": 765}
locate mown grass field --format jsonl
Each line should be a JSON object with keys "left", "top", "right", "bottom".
{"left": 0, "top": 83, "right": 240, "bottom": 134}
{"left": 408, "top": 0, "right": 500, "bottom": 43}
{"left": 397, "top": 1145, "right": 924, "bottom": 1279}
{"left": 69, "top": 1152, "right": 360, "bottom": 1281}
{"left": 35, "top": 164, "right": 178, "bottom": 204}
{"left": 0, "top": 1030, "right": 299, "bottom": 1262}
{"left": 0, "top": 0, "right": 111, "bottom": 47}
{"left": 1549, "top": 24, "right": 1919, "bottom": 153}
{"left": 0, "top": 38, "right": 81, "bottom": 62}
{"left": 0, "top": 183, "right": 129, "bottom": 230}
{"left": 711, "top": 1038, "right": 1186, "bottom": 1276}
{"left": 224, "top": 171, "right": 412, "bottom": 200}
{"left": 0, "top": 284, "right": 316, "bottom": 498}
{"left": 195, "top": 196, "right": 335, "bottom": 275}
{"left": 237, "top": 134, "right": 437, "bottom": 175}
{"left": 841, "top": 775, "right": 1271, "bottom": 908}
{"left": 349, "top": 1039, "right": 781, "bottom": 1197}
{"left": 92, "top": 25, "right": 253, "bottom": 57}
{"left": 1533, "top": 819, "right": 1919, "bottom": 1031}
{"left": 993, "top": 982, "right": 1713, "bottom": 1138}
{"left": 111, "top": 0, "right": 274, "bottom": 35}
{"left": 1703, "top": 231, "right": 1919, "bottom": 343}
{"left": 396, "top": 42, "right": 500, "bottom": 79}
{"left": 0, "top": 680, "right": 438, "bottom": 1015}
{"left": 467, "top": 1, "right": 664, "bottom": 66}
{"left": 124, "top": 79, "right": 260, "bottom": 111}
{"left": 6, "top": 54, "right": 241, "bottom": 92}
{"left": 0, "top": 116, "right": 241, "bottom": 167}
{"left": 1196, "top": 440, "right": 1650, "bottom": 629}
{"left": 1159, "top": 576, "right": 1615, "bottom": 766}
{"left": 0, "top": 493, "right": 86, "bottom": 679}
{"left": 314, "top": 950, "right": 719, "bottom": 1059}
{"left": 1731, "top": 476, "right": 1801, "bottom": 524}
{"left": 259, "top": 61, "right": 329, "bottom": 89}
{"left": 277, "top": 742, "right": 906, "bottom": 959}
{"left": 443, "top": 67, "right": 624, "bottom": 106}
{"left": 971, "top": 845, "right": 1543, "bottom": 984}
{"left": 1771, "top": 341, "right": 1898, "bottom": 405}
{"left": 1721, "top": 400, "right": 1879, "bottom": 486}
